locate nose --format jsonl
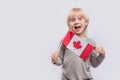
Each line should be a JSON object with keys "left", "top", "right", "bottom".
{"left": 75, "top": 18, "right": 80, "bottom": 24}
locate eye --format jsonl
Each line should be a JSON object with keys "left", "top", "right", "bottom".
{"left": 70, "top": 18, "right": 75, "bottom": 22}
{"left": 81, "top": 18, "right": 86, "bottom": 22}
{"left": 78, "top": 18, "right": 81, "bottom": 21}
{"left": 77, "top": 16, "right": 82, "bottom": 20}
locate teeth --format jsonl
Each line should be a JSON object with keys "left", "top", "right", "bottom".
{"left": 75, "top": 26, "right": 80, "bottom": 27}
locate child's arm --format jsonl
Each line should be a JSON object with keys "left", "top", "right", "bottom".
{"left": 90, "top": 46, "right": 105, "bottom": 68}
{"left": 51, "top": 51, "right": 59, "bottom": 64}
{"left": 51, "top": 44, "right": 65, "bottom": 66}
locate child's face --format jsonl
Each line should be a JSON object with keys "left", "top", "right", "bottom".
{"left": 68, "top": 12, "right": 87, "bottom": 36}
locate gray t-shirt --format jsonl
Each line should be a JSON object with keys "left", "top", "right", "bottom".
{"left": 53, "top": 37, "right": 105, "bottom": 80}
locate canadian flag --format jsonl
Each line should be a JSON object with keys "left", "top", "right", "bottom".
{"left": 62, "top": 31, "right": 94, "bottom": 60}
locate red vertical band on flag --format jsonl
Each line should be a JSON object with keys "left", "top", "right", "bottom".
{"left": 80, "top": 44, "right": 94, "bottom": 60}
{"left": 62, "top": 31, "right": 74, "bottom": 46}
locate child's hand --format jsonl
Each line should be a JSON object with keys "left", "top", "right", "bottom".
{"left": 94, "top": 45, "right": 105, "bottom": 55}
{"left": 51, "top": 51, "right": 59, "bottom": 64}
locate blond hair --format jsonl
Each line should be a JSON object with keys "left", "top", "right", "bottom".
{"left": 67, "top": 8, "right": 89, "bottom": 27}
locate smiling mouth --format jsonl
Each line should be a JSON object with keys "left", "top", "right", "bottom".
{"left": 74, "top": 26, "right": 81, "bottom": 29}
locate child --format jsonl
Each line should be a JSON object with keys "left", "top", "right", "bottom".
{"left": 51, "top": 8, "right": 105, "bottom": 80}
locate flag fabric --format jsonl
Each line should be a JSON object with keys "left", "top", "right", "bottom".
{"left": 62, "top": 31, "right": 94, "bottom": 60}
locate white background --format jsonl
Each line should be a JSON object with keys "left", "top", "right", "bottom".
{"left": 0, "top": 0, "right": 120, "bottom": 80}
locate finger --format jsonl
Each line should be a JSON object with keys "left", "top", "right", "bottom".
{"left": 52, "top": 53, "right": 58, "bottom": 61}
{"left": 52, "top": 54, "right": 56, "bottom": 61}
{"left": 51, "top": 54, "right": 56, "bottom": 61}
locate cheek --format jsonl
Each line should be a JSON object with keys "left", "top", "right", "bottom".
{"left": 82, "top": 26, "right": 87, "bottom": 32}
{"left": 69, "top": 21, "right": 74, "bottom": 26}
{"left": 68, "top": 26, "right": 73, "bottom": 30}
{"left": 82, "top": 22, "right": 87, "bottom": 29}
{"left": 68, "top": 26, "right": 74, "bottom": 32}
{"left": 68, "top": 23, "right": 73, "bottom": 29}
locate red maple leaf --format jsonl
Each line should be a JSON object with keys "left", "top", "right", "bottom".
{"left": 73, "top": 41, "right": 82, "bottom": 49}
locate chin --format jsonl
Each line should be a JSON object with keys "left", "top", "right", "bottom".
{"left": 74, "top": 32, "right": 81, "bottom": 35}
{"left": 74, "top": 31, "right": 82, "bottom": 34}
